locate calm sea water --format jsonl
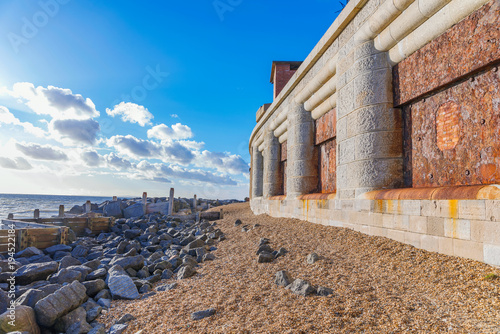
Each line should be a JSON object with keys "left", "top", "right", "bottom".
{"left": 0, "top": 194, "right": 112, "bottom": 219}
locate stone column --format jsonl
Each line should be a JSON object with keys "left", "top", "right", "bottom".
{"left": 263, "top": 129, "right": 282, "bottom": 198}
{"left": 251, "top": 145, "right": 264, "bottom": 198}
{"left": 168, "top": 188, "right": 174, "bottom": 215}
{"left": 336, "top": 40, "right": 403, "bottom": 199}
{"left": 286, "top": 101, "right": 318, "bottom": 198}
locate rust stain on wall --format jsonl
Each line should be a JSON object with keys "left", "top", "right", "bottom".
{"left": 436, "top": 101, "right": 461, "bottom": 151}
{"left": 315, "top": 109, "right": 337, "bottom": 193}
{"left": 404, "top": 67, "right": 500, "bottom": 188}
{"left": 393, "top": 0, "right": 500, "bottom": 106}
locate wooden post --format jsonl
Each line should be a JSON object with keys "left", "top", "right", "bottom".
{"left": 220, "top": 208, "right": 224, "bottom": 219}
{"left": 85, "top": 201, "right": 91, "bottom": 213}
{"left": 60, "top": 227, "right": 69, "bottom": 245}
{"left": 7, "top": 213, "right": 13, "bottom": 219}
{"left": 34, "top": 209, "right": 40, "bottom": 219}
{"left": 112, "top": 196, "right": 117, "bottom": 201}
{"left": 58, "top": 205, "right": 64, "bottom": 217}
{"left": 168, "top": 188, "right": 174, "bottom": 215}
{"left": 193, "top": 195, "right": 197, "bottom": 212}
{"left": 142, "top": 192, "right": 147, "bottom": 213}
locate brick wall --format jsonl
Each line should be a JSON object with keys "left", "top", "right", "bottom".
{"left": 274, "top": 64, "right": 298, "bottom": 98}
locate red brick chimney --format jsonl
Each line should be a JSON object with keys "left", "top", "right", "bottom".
{"left": 271, "top": 61, "right": 302, "bottom": 99}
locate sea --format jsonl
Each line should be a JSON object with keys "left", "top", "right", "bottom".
{"left": 0, "top": 193, "right": 113, "bottom": 220}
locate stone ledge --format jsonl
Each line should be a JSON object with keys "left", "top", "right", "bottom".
{"left": 361, "top": 185, "right": 500, "bottom": 200}
{"left": 298, "top": 193, "right": 337, "bottom": 200}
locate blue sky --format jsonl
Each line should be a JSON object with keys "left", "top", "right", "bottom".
{"left": 0, "top": 0, "right": 344, "bottom": 199}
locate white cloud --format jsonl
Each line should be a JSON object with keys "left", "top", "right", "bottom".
{"left": 0, "top": 157, "right": 32, "bottom": 170}
{"left": 1, "top": 83, "right": 99, "bottom": 119}
{"left": 171, "top": 114, "right": 179, "bottom": 118}
{"left": 0, "top": 106, "right": 46, "bottom": 137}
{"left": 147, "top": 123, "right": 193, "bottom": 141}
{"left": 105, "top": 153, "right": 132, "bottom": 170}
{"left": 50, "top": 118, "right": 100, "bottom": 145}
{"left": 106, "top": 102, "right": 153, "bottom": 127}
{"left": 15, "top": 142, "right": 68, "bottom": 161}
{"left": 196, "top": 150, "right": 249, "bottom": 175}
{"left": 81, "top": 150, "right": 103, "bottom": 167}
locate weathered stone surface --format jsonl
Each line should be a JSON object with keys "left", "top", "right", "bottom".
{"left": 124, "top": 229, "right": 142, "bottom": 239}
{"left": 59, "top": 255, "right": 82, "bottom": 270}
{"left": 109, "top": 323, "right": 128, "bottom": 334}
{"left": 116, "top": 313, "right": 135, "bottom": 324}
{"left": 0, "top": 305, "right": 40, "bottom": 334}
{"left": 104, "top": 201, "right": 123, "bottom": 218}
{"left": 87, "top": 268, "right": 107, "bottom": 280}
{"left": 185, "top": 238, "right": 205, "bottom": 250}
{"left": 257, "top": 244, "right": 273, "bottom": 255}
{"left": 257, "top": 252, "right": 274, "bottom": 263}
{"left": 14, "top": 289, "right": 47, "bottom": 309}
{"left": 54, "top": 306, "right": 88, "bottom": 332}
{"left": 14, "top": 247, "right": 43, "bottom": 258}
{"left": 160, "top": 269, "right": 174, "bottom": 280}
{"left": 191, "top": 308, "right": 216, "bottom": 320}
{"left": 66, "top": 320, "right": 94, "bottom": 334}
{"left": 66, "top": 265, "right": 93, "bottom": 281}
{"left": 83, "top": 279, "right": 106, "bottom": 297}
{"left": 275, "top": 270, "right": 293, "bottom": 287}
{"left": 306, "top": 253, "right": 319, "bottom": 264}
{"left": 0, "top": 290, "right": 8, "bottom": 314}
{"left": 34, "top": 281, "right": 88, "bottom": 327}
{"left": 124, "top": 203, "right": 144, "bottom": 218}
{"left": 14, "top": 261, "right": 58, "bottom": 285}
{"left": 49, "top": 268, "right": 82, "bottom": 284}
{"left": 316, "top": 286, "right": 334, "bottom": 296}
{"left": 45, "top": 244, "right": 72, "bottom": 254}
{"left": 287, "top": 279, "right": 315, "bottom": 296}
{"left": 156, "top": 283, "right": 177, "bottom": 292}
{"left": 109, "top": 255, "right": 145, "bottom": 271}
{"left": 177, "top": 266, "right": 196, "bottom": 280}
{"left": 108, "top": 275, "right": 139, "bottom": 300}
{"left": 72, "top": 245, "right": 89, "bottom": 258}
{"left": 88, "top": 324, "right": 106, "bottom": 334}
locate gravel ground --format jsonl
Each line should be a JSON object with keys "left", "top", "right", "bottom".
{"left": 101, "top": 203, "right": 500, "bottom": 333}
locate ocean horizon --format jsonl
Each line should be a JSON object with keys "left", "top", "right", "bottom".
{"left": 0, "top": 193, "right": 114, "bottom": 219}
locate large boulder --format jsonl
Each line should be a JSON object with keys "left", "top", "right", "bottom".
{"left": 0, "top": 305, "right": 40, "bottom": 334}
{"left": 59, "top": 255, "right": 82, "bottom": 270}
{"left": 14, "top": 261, "right": 58, "bottom": 285}
{"left": 82, "top": 279, "right": 106, "bottom": 297}
{"left": 123, "top": 203, "right": 144, "bottom": 218}
{"left": 34, "top": 281, "right": 88, "bottom": 327}
{"left": 54, "top": 306, "right": 91, "bottom": 332}
{"left": 44, "top": 244, "right": 72, "bottom": 255}
{"left": 0, "top": 290, "right": 8, "bottom": 314}
{"left": 49, "top": 268, "right": 82, "bottom": 284}
{"left": 14, "top": 289, "right": 48, "bottom": 308}
{"left": 14, "top": 247, "right": 43, "bottom": 258}
{"left": 108, "top": 275, "right": 139, "bottom": 300}
{"left": 104, "top": 201, "right": 123, "bottom": 218}
{"left": 109, "top": 255, "right": 145, "bottom": 271}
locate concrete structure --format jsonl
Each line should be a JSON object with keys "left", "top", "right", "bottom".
{"left": 249, "top": 0, "right": 500, "bottom": 266}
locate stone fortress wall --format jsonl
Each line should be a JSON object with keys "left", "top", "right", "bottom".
{"left": 249, "top": 0, "right": 500, "bottom": 266}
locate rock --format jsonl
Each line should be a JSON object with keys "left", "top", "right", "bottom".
{"left": 316, "top": 286, "right": 334, "bottom": 296}
{"left": 287, "top": 279, "right": 316, "bottom": 296}
{"left": 54, "top": 306, "right": 88, "bottom": 332}
{"left": 14, "top": 289, "right": 47, "bottom": 308}
{"left": 69, "top": 205, "right": 84, "bottom": 214}
{"left": 276, "top": 247, "right": 288, "bottom": 258}
{"left": 156, "top": 283, "right": 177, "bottom": 292}
{"left": 259, "top": 238, "right": 270, "bottom": 246}
{"left": 86, "top": 306, "right": 102, "bottom": 323}
{"left": 306, "top": 253, "right": 319, "bottom": 264}
{"left": 257, "top": 244, "right": 273, "bottom": 255}
{"left": 97, "top": 298, "right": 111, "bottom": 309}
{"left": 109, "top": 255, "right": 145, "bottom": 271}
{"left": 0, "top": 290, "right": 8, "bottom": 314}
{"left": 177, "top": 266, "right": 196, "bottom": 279}
{"left": 59, "top": 255, "right": 82, "bottom": 270}
{"left": 108, "top": 275, "right": 139, "bottom": 300}
{"left": 14, "top": 247, "right": 43, "bottom": 258}
{"left": 83, "top": 279, "right": 106, "bottom": 297}
{"left": 87, "top": 268, "right": 107, "bottom": 280}
{"left": 104, "top": 201, "right": 123, "bottom": 218}
{"left": 185, "top": 238, "right": 205, "bottom": 250}
{"left": 234, "top": 219, "right": 242, "bottom": 226}
{"left": 34, "top": 280, "right": 88, "bottom": 327}
{"left": 160, "top": 269, "right": 174, "bottom": 280}
{"left": 95, "top": 289, "right": 111, "bottom": 301}
{"left": 72, "top": 245, "right": 89, "bottom": 258}
{"left": 14, "top": 261, "right": 58, "bottom": 285}
{"left": 257, "top": 252, "right": 274, "bottom": 263}
{"left": 83, "top": 259, "right": 101, "bottom": 271}
{"left": 44, "top": 244, "right": 72, "bottom": 255}
{"left": 68, "top": 228, "right": 77, "bottom": 243}
{"left": 124, "top": 203, "right": 144, "bottom": 219}
{"left": 109, "top": 324, "right": 128, "bottom": 334}
{"left": 191, "top": 308, "right": 216, "bottom": 320}
{"left": 116, "top": 313, "right": 135, "bottom": 324}
{"left": 139, "top": 284, "right": 151, "bottom": 293}
{"left": 66, "top": 265, "right": 93, "bottom": 281}
{"left": 66, "top": 320, "right": 94, "bottom": 334}
{"left": 88, "top": 324, "right": 106, "bottom": 334}
{"left": 0, "top": 305, "right": 40, "bottom": 334}
{"left": 202, "top": 253, "right": 216, "bottom": 262}
{"left": 275, "top": 270, "right": 293, "bottom": 287}
{"left": 124, "top": 229, "right": 142, "bottom": 239}
{"left": 49, "top": 268, "right": 82, "bottom": 284}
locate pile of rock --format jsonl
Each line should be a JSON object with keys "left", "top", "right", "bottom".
{"left": 274, "top": 270, "right": 333, "bottom": 297}
{"left": 256, "top": 238, "right": 287, "bottom": 263}
{"left": 0, "top": 213, "right": 224, "bottom": 333}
